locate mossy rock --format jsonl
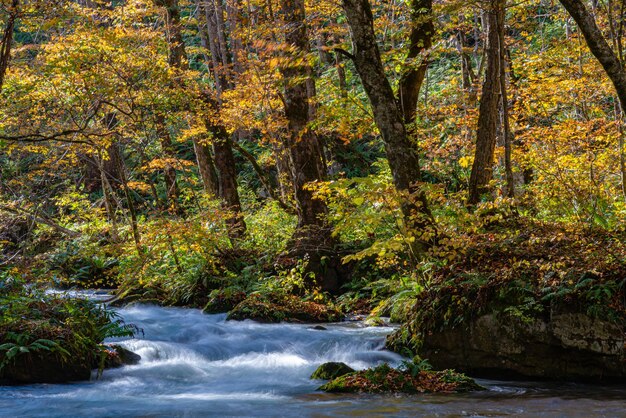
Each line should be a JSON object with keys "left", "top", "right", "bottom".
{"left": 203, "top": 288, "right": 247, "bottom": 314}
{"left": 0, "top": 351, "right": 93, "bottom": 384}
{"left": 319, "top": 363, "right": 484, "bottom": 394}
{"left": 364, "top": 317, "right": 386, "bottom": 327}
{"left": 227, "top": 293, "right": 342, "bottom": 323}
{"left": 311, "top": 362, "right": 355, "bottom": 380}
{"left": 398, "top": 311, "right": 626, "bottom": 381}
{"left": 0, "top": 344, "right": 142, "bottom": 384}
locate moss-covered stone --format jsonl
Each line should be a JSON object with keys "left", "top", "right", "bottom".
{"left": 319, "top": 363, "right": 484, "bottom": 394}
{"left": 364, "top": 317, "right": 386, "bottom": 327}
{"left": 0, "top": 279, "right": 136, "bottom": 385}
{"left": 384, "top": 218, "right": 626, "bottom": 382}
{"left": 227, "top": 293, "right": 342, "bottom": 323}
{"left": 311, "top": 362, "right": 355, "bottom": 380}
{"left": 1, "top": 351, "right": 93, "bottom": 384}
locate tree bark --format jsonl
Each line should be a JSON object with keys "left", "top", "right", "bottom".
{"left": 195, "top": 0, "right": 247, "bottom": 238}
{"left": 279, "top": 0, "right": 339, "bottom": 290}
{"left": 468, "top": 0, "right": 504, "bottom": 205}
{"left": 279, "top": 0, "right": 328, "bottom": 230}
{"left": 498, "top": 9, "right": 515, "bottom": 198}
{"left": 397, "top": 0, "right": 434, "bottom": 124}
{"left": 341, "top": 0, "right": 435, "bottom": 259}
{"left": 193, "top": 140, "right": 219, "bottom": 195}
{"left": 0, "top": 0, "right": 18, "bottom": 92}
{"left": 212, "top": 130, "right": 246, "bottom": 238}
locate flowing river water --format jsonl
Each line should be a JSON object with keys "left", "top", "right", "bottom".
{"left": 2, "top": 299, "right": 626, "bottom": 417}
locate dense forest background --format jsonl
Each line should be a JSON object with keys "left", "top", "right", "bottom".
{"left": 2, "top": 0, "right": 626, "bottom": 330}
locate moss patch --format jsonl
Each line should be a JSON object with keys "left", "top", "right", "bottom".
{"left": 387, "top": 218, "right": 626, "bottom": 354}
{"left": 0, "top": 275, "right": 136, "bottom": 384}
{"left": 227, "top": 293, "right": 342, "bottom": 323}
{"left": 319, "top": 363, "right": 484, "bottom": 394}
{"left": 311, "top": 362, "right": 355, "bottom": 380}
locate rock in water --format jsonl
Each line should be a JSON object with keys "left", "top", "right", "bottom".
{"left": 311, "top": 362, "right": 355, "bottom": 380}
{"left": 103, "top": 345, "right": 141, "bottom": 369}
{"left": 1, "top": 352, "right": 92, "bottom": 384}
{"left": 310, "top": 325, "right": 327, "bottom": 331}
{"left": 227, "top": 293, "right": 342, "bottom": 323}
{"left": 408, "top": 312, "right": 626, "bottom": 381}
{"left": 319, "top": 363, "right": 484, "bottom": 393}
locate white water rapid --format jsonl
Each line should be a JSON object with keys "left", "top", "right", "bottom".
{"left": 2, "top": 302, "right": 626, "bottom": 417}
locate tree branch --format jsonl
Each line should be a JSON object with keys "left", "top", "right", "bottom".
{"left": 231, "top": 141, "right": 295, "bottom": 213}
{"left": 0, "top": 205, "right": 80, "bottom": 237}
{"left": 334, "top": 47, "right": 356, "bottom": 61}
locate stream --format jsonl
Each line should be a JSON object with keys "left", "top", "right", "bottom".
{"left": 2, "top": 300, "right": 626, "bottom": 417}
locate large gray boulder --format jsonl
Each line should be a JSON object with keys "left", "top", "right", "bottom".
{"left": 418, "top": 313, "right": 625, "bottom": 381}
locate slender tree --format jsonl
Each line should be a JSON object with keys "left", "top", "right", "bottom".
{"left": 0, "top": 0, "right": 18, "bottom": 91}
{"left": 467, "top": 0, "right": 504, "bottom": 205}
{"left": 155, "top": 0, "right": 245, "bottom": 235}
{"left": 498, "top": 11, "right": 515, "bottom": 198}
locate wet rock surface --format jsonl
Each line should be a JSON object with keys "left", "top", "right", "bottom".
{"left": 103, "top": 344, "right": 141, "bottom": 369}
{"left": 0, "top": 352, "right": 92, "bottom": 384}
{"left": 416, "top": 313, "right": 626, "bottom": 381}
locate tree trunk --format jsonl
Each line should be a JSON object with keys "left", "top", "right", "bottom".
{"left": 193, "top": 140, "right": 219, "bottom": 195}
{"left": 279, "top": 0, "right": 328, "bottom": 229}
{"left": 157, "top": 0, "right": 246, "bottom": 233}
{"left": 341, "top": 0, "right": 435, "bottom": 259}
{"left": 279, "top": 0, "right": 339, "bottom": 291}
{"left": 468, "top": 0, "right": 504, "bottom": 205}
{"left": 273, "top": 141, "right": 293, "bottom": 203}
{"left": 0, "top": 0, "right": 18, "bottom": 92}
{"left": 456, "top": 20, "right": 478, "bottom": 106}
{"left": 335, "top": 52, "right": 348, "bottom": 96}
{"left": 155, "top": 114, "right": 180, "bottom": 212}
{"left": 498, "top": 9, "right": 515, "bottom": 198}
{"left": 195, "top": 0, "right": 249, "bottom": 239}
{"left": 212, "top": 129, "right": 246, "bottom": 238}
{"left": 98, "top": 152, "right": 122, "bottom": 242}
{"left": 397, "top": 0, "right": 434, "bottom": 124}
{"left": 114, "top": 147, "right": 141, "bottom": 254}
